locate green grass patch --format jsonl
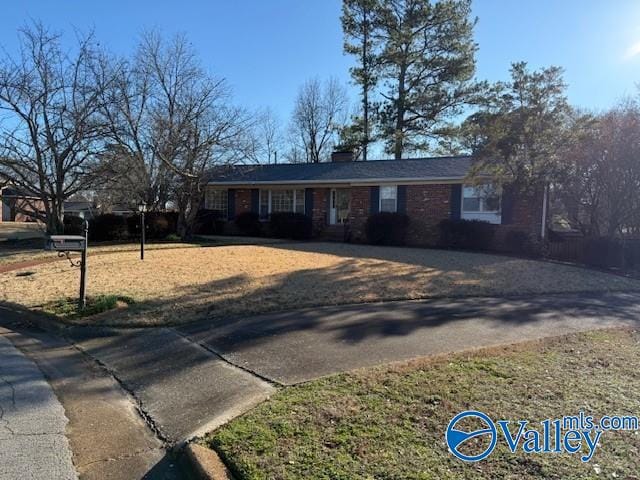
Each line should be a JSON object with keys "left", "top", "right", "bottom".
{"left": 205, "top": 328, "right": 640, "bottom": 479}
{"left": 44, "top": 294, "right": 135, "bottom": 319}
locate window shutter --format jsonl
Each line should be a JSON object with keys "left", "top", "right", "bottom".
{"left": 250, "top": 189, "right": 259, "bottom": 214}
{"left": 227, "top": 189, "right": 236, "bottom": 221}
{"left": 397, "top": 185, "right": 407, "bottom": 214}
{"left": 370, "top": 186, "right": 380, "bottom": 215}
{"left": 305, "top": 188, "right": 314, "bottom": 217}
{"left": 501, "top": 186, "right": 514, "bottom": 225}
{"left": 326, "top": 190, "right": 331, "bottom": 224}
{"left": 450, "top": 184, "right": 462, "bottom": 220}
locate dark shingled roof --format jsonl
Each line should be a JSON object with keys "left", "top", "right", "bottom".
{"left": 207, "top": 156, "right": 473, "bottom": 185}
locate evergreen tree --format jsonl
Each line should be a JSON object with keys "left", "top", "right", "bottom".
{"left": 342, "top": 0, "right": 381, "bottom": 160}
{"left": 376, "top": 0, "right": 478, "bottom": 158}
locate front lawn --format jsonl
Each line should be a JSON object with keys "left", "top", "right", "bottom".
{"left": 1, "top": 242, "right": 639, "bottom": 326}
{"left": 206, "top": 328, "right": 640, "bottom": 479}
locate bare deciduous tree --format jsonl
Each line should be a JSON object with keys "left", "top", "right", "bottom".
{"left": 102, "top": 31, "right": 252, "bottom": 239}
{"left": 0, "top": 22, "right": 109, "bottom": 233}
{"left": 290, "top": 77, "right": 348, "bottom": 163}
{"left": 246, "top": 107, "right": 283, "bottom": 164}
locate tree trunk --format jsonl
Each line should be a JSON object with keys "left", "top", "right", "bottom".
{"left": 394, "top": 65, "right": 407, "bottom": 160}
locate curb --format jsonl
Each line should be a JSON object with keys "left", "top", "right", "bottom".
{"left": 183, "top": 443, "right": 235, "bottom": 480}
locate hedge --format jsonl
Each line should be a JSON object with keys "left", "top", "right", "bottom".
{"left": 365, "top": 212, "right": 410, "bottom": 246}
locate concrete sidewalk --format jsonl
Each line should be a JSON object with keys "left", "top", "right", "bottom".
{"left": 0, "top": 333, "right": 76, "bottom": 480}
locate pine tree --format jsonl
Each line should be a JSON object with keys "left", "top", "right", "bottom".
{"left": 377, "top": 0, "right": 478, "bottom": 158}
{"left": 342, "top": 0, "right": 381, "bottom": 161}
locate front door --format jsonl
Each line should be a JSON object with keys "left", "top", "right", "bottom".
{"left": 329, "top": 188, "right": 350, "bottom": 225}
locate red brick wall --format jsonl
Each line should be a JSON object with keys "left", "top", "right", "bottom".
{"left": 1, "top": 197, "right": 43, "bottom": 223}
{"left": 493, "top": 188, "right": 545, "bottom": 250}
{"left": 234, "top": 189, "right": 252, "bottom": 215}
{"left": 405, "top": 184, "right": 452, "bottom": 246}
{"left": 312, "top": 188, "right": 329, "bottom": 234}
{"left": 348, "top": 186, "right": 370, "bottom": 242}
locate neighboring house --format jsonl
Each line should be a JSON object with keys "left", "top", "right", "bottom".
{"left": 64, "top": 200, "right": 96, "bottom": 219}
{"left": 105, "top": 203, "right": 136, "bottom": 216}
{"left": 0, "top": 186, "right": 43, "bottom": 223}
{"left": 205, "top": 153, "right": 547, "bottom": 247}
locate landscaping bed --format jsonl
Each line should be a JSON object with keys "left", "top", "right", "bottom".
{"left": 206, "top": 328, "right": 640, "bottom": 479}
{"left": 1, "top": 242, "right": 639, "bottom": 326}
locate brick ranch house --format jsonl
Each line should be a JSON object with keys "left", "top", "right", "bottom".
{"left": 205, "top": 153, "right": 548, "bottom": 247}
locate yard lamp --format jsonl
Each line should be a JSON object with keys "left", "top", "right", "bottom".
{"left": 138, "top": 201, "right": 147, "bottom": 260}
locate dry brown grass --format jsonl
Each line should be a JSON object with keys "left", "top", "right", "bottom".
{"left": 2, "top": 242, "right": 639, "bottom": 326}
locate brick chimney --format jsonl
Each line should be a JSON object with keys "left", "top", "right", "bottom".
{"left": 331, "top": 150, "right": 354, "bottom": 162}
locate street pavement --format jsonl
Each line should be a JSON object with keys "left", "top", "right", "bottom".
{"left": 177, "top": 291, "right": 640, "bottom": 384}
{"left": 0, "top": 334, "right": 77, "bottom": 480}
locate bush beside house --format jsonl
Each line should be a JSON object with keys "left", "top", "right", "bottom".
{"left": 268, "top": 212, "right": 313, "bottom": 240}
{"left": 235, "top": 212, "right": 262, "bottom": 236}
{"left": 438, "top": 219, "right": 496, "bottom": 251}
{"left": 365, "top": 212, "right": 410, "bottom": 246}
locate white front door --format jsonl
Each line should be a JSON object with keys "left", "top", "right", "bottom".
{"left": 329, "top": 189, "right": 350, "bottom": 225}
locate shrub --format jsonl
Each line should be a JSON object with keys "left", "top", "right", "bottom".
{"left": 127, "top": 212, "right": 178, "bottom": 239}
{"left": 194, "top": 209, "right": 226, "bottom": 235}
{"left": 63, "top": 215, "right": 85, "bottom": 235}
{"left": 235, "top": 212, "right": 262, "bottom": 236}
{"left": 269, "top": 212, "right": 313, "bottom": 240}
{"left": 439, "top": 219, "right": 495, "bottom": 251}
{"left": 365, "top": 212, "right": 410, "bottom": 246}
{"left": 89, "top": 214, "right": 129, "bottom": 241}
{"left": 504, "top": 230, "right": 529, "bottom": 254}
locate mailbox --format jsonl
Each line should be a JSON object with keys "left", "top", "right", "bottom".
{"left": 45, "top": 235, "right": 86, "bottom": 252}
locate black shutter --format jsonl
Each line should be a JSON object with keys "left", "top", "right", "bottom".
{"left": 450, "top": 184, "right": 462, "bottom": 220}
{"left": 501, "top": 186, "right": 514, "bottom": 225}
{"left": 227, "top": 189, "right": 236, "bottom": 221}
{"left": 326, "top": 189, "right": 331, "bottom": 224}
{"left": 397, "top": 185, "right": 407, "bottom": 214}
{"left": 250, "top": 189, "right": 259, "bottom": 214}
{"left": 305, "top": 188, "right": 314, "bottom": 217}
{"left": 370, "top": 186, "right": 380, "bottom": 215}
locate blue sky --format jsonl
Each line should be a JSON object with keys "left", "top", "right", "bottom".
{"left": 2, "top": 1, "right": 640, "bottom": 124}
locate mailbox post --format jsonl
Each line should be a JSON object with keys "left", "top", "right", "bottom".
{"left": 138, "top": 201, "right": 146, "bottom": 261}
{"left": 79, "top": 220, "right": 88, "bottom": 309}
{"left": 45, "top": 219, "right": 89, "bottom": 310}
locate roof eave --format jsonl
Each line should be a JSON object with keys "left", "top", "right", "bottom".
{"left": 206, "top": 176, "right": 474, "bottom": 187}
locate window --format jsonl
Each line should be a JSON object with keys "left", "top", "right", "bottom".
{"left": 205, "top": 188, "right": 228, "bottom": 217}
{"left": 294, "top": 189, "right": 305, "bottom": 214}
{"left": 462, "top": 186, "right": 500, "bottom": 213}
{"left": 461, "top": 185, "right": 501, "bottom": 224}
{"left": 379, "top": 185, "right": 397, "bottom": 213}
{"left": 271, "top": 190, "right": 293, "bottom": 213}
{"left": 259, "top": 189, "right": 306, "bottom": 218}
{"left": 259, "top": 190, "right": 269, "bottom": 220}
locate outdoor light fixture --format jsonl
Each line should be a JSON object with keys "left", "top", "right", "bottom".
{"left": 138, "top": 201, "right": 146, "bottom": 260}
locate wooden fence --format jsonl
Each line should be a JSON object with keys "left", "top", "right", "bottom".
{"left": 547, "top": 237, "right": 640, "bottom": 272}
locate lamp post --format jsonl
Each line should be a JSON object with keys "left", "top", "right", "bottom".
{"left": 138, "top": 201, "right": 146, "bottom": 260}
